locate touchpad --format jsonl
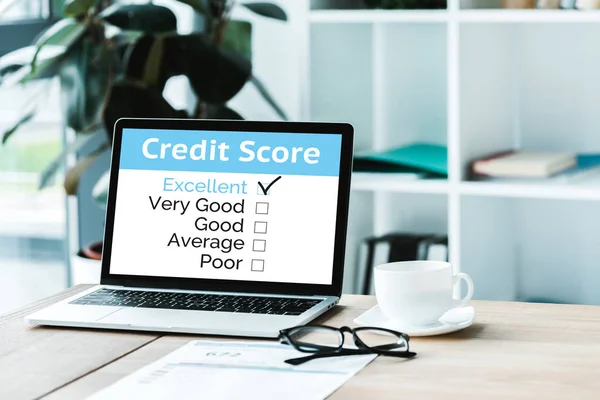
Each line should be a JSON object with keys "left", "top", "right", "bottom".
{"left": 96, "top": 308, "right": 176, "bottom": 327}
{"left": 96, "top": 308, "right": 275, "bottom": 333}
{"left": 30, "top": 304, "right": 120, "bottom": 323}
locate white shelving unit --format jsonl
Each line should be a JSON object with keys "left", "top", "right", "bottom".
{"left": 302, "top": 0, "right": 600, "bottom": 304}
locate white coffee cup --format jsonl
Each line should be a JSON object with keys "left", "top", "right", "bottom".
{"left": 374, "top": 260, "right": 474, "bottom": 327}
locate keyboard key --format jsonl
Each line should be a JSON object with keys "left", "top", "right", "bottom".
{"left": 70, "top": 289, "right": 322, "bottom": 315}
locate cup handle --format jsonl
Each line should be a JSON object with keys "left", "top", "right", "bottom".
{"left": 452, "top": 272, "right": 474, "bottom": 308}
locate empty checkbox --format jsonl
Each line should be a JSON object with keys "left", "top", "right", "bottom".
{"left": 251, "top": 259, "right": 265, "bottom": 272}
{"left": 253, "top": 239, "right": 266, "bottom": 252}
{"left": 256, "top": 184, "right": 270, "bottom": 195}
{"left": 255, "top": 202, "right": 269, "bottom": 214}
{"left": 254, "top": 221, "right": 268, "bottom": 234}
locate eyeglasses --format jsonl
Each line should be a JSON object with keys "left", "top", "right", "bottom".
{"left": 278, "top": 325, "right": 417, "bottom": 365}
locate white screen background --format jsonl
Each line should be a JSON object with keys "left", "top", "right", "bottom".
{"left": 109, "top": 170, "right": 340, "bottom": 285}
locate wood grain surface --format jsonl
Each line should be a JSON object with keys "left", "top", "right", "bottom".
{"left": 3, "top": 287, "right": 600, "bottom": 399}
{"left": 0, "top": 285, "right": 159, "bottom": 400}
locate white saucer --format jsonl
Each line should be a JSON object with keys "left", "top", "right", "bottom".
{"left": 353, "top": 306, "right": 475, "bottom": 337}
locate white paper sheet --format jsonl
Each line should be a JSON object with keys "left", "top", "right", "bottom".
{"left": 87, "top": 340, "right": 376, "bottom": 400}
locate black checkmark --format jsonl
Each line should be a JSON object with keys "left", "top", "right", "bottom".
{"left": 258, "top": 176, "right": 282, "bottom": 195}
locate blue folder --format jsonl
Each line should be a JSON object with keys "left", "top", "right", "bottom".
{"left": 353, "top": 143, "right": 448, "bottom": 177}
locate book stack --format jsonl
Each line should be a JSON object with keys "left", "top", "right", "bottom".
{"left": 468, "top": 150, "right": 600, "bottom": 183}
{"left": 357, "top": 233, "right": 448, "bottom": 295}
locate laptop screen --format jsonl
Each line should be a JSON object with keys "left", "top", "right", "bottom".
{"left": 108, "top": 128, "right": 343, "bottom": 286}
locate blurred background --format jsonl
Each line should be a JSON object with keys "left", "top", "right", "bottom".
{"left": 2, "top": 0, "right": 600, "bottom": 314}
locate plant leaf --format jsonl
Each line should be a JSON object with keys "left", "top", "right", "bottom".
{"left": 172, "top": 0, "right": 206, "bottom": 15}
{"left": 142, "top": 36, "right": 164, "bottom": 86}
{"left": 38, "top": 131, "right": 102, "bottom": 190}
{"left": 1, "top": 104, "right": 36, "bottom": 145}
{"left": 241, "top": 2, "right": 287, "bottom": 21}
{"left": 0, "top": 65, "right": 32, "bottom": 88}
{"left": 0, "top": 19, "right": 88, "bottom": 86}
{"left": 250, "top": 75, "right": 288, "bottom": 120}
{"left": 30, "top": 18, "right": 87, "bottom": 76}
{"left": 99, "top": 3, "right": 177, "bottom": 34}
{"left": 59, "top": 38, "right": 113, "bottom": 133}
{"left": 164, "top": 34, "right": 251, "bottom": 104}
{"left": 222, "top": 20, "right": 252, "bottom": 61}
{"left": 103, "top": 23, "right": 145, "bottom": 43}
{"left": 32, "top": 18, "right": 87, "bottom": 51}
{"left": 92, "top": 169, "right": 110, "bottom": 207}
{"left": 0, "top": 45, "right": 65, "bottom": 88}
{"left": 63, "top": 142, "right": 111, "bottom": 195}
{"left": 0, "top": 47, "right": 37, "bottom": 76}
{"left": 102, "top": 81, "right": 188, "bottom": 136}
{"left": 0, "top": 84, "right": 48, "bottom": 142}
{"left": 206, "top": 105, "right": 243, "bottom": 120}
{"left": 123, "top": 35, "right": 166, "bottom": 91}
{"left": 62, "top": 0, "right": 96, "bottom": 17}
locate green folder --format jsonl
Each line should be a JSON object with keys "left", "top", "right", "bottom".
{"left": 353, "top": 143, "right": 448, "bottom": 177}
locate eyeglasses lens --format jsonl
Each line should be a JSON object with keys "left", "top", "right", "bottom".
{"left": 288, "top": 327, "right": 343, "bottom": 352}
{"left": 354, "top": 329, "right": 408, "bottom": 353}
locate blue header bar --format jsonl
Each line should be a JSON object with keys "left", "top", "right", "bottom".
{"left": 119, "top": 128, "right": 342, "bottom": 177}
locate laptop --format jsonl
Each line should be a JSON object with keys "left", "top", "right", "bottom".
{"left": 26, "top": 118, "right": 354, "bottom": 338}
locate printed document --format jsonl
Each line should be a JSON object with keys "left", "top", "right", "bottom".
{"left": 88, "top": 340, "right": 376, "bottom": 400}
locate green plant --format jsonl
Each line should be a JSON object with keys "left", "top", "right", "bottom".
{"left": 0, "top": 0, "right": 288, "bottom": 205}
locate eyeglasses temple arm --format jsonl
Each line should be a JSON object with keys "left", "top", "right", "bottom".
{"left": 370, "top": 342, "right": 407, "bottom": 351}
{"left": 293, "top": 341, "right": 343, "bottom": 352}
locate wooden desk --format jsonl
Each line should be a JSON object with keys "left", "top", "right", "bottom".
{"left": 2, "top": 285, "right": 600, "bottom": 400}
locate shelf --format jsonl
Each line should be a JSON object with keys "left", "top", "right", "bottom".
{"left": 309, "top": 9, "right": 600, "bottom": 24}
{"left": 309, "top": 9, "right": 448, "bottom": 23}
{"left": 459, "top": 181, "right": 600, "bottom": 200}
{"left": 351, "top": 173, "right": 449, "bottom": 194}
{"left": 307, "top": 2, "right": 600, "bottom": 303}
{"left": 458, "top": 9, "right": 600, "bottom": 23}
{"left": 350, "top": 174, "right": 600, "bottom": 200}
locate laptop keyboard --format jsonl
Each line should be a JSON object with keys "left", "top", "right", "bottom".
{"left": 70, "top": 289, "right": 323, "bottom": 316}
